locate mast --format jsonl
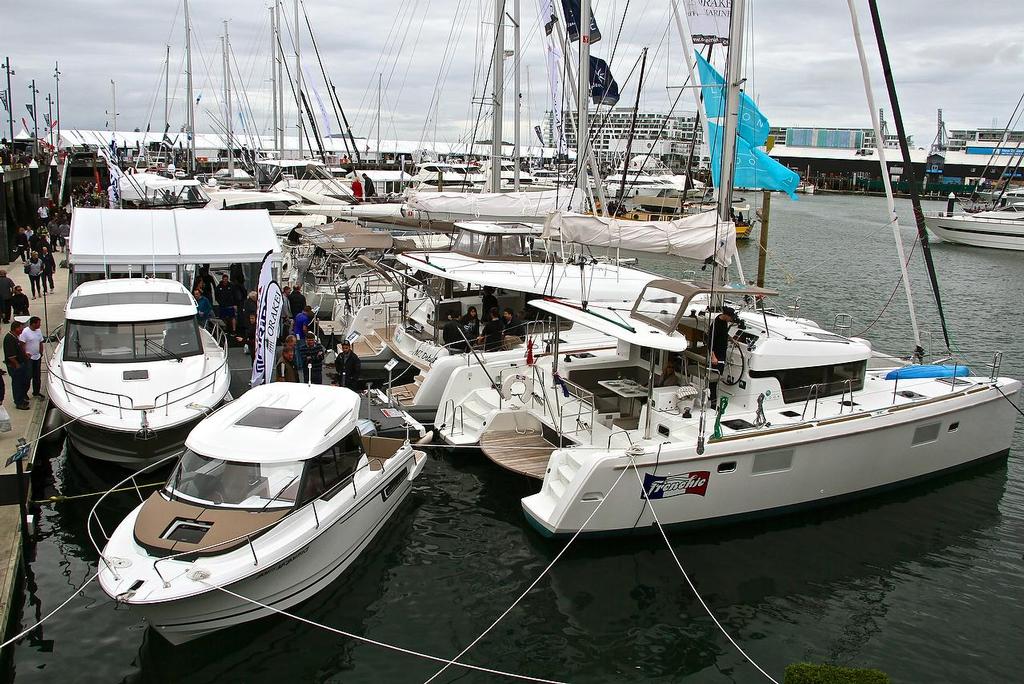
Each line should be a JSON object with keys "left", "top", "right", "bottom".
{"left": 294, "top": 0, "right": 303, "bottom": 159}
{"left": 54, "top": 61, "right": 61, "bottom": 153}
{"left": 108, "top": 79, "right": 116, "bottom": 137}
{"left": 576, "top": 0, "right": 591, "bottom": 208}
{"left": 184, "top": 0, "right": 195, "bottom": 173}
{"left": 377, "top": 72, "right": 382, "bottom": 166}
{"left": 4, "top": 58, "right": 13, "bottom": 147}
{"left": 275, "top": 0, "right": 285, "bottom": 156}
{"left": 30, "top": 79, "right": 39, "bottom": 156}
{"left": 223, "top": 21, "right": 234, "bottom": 173}
{"left": 716, "top": 0, "right": 745, "bottom": 228}
{"left": 490, "top": 0, "right": 505, "bottom": 192}
{"left": 513, "top": 0, "right": 521, "bottom": 191}
{"left": 866, "top": 0, "right": 951, "bottom": 351}
{"left": 164, "top": 45, "right": 170, "bottom": 135}
{"left": 270, "top": 6, "right": 279, "bottom": 158}
{"left": 846, "top": 0, "right": 922, "bottom": 355}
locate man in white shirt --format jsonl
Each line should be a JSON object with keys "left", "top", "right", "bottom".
{"left": 19, "top": 316, "right": 44, "bottom": 398}
{"left": 37, "top": 203, "right": 49, "bottom": 224}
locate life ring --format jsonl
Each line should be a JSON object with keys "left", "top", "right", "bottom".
{"left": 500, "top": 373, "right": 534, "bottom": 403}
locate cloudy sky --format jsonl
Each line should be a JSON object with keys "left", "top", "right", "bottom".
{"left": 5, "top": 0, "right": 1023, "bottom": 149}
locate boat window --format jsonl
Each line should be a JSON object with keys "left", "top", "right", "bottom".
{"left": 63, "top": 316, "right": 202, "bottom": 364}
{"left": 749, "top": 360, "right": 866, "bottom": 404}
{"left": 299, "top": 431, "right": 366, "bottom": 502}
{"left": 165, "top": 450, "right": 304, "bottom": 510}
{"left": 452, "top": 229, "right": 484, "bottom": 255}
{"left": 227, "top": 200, "right": 297, "bottom": 211}
{"left": 70, "top": 291, "right": 193, "bottom": 309}
{"left": 634, "top": 285, "right": 685, "bottom": 328}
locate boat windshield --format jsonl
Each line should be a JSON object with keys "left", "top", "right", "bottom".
{"left": 452, "top": 230, "right": 540, "bottom": 259}
{"left": 165, "top": 449, "right": 304, "bottom": 510}
{"left": 64, "top": 316, "right": 202, "bottom": 364}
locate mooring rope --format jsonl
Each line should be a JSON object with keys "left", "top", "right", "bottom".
{"left": 423, "top": 456, "right": 634, "bottom": 683}
{"left": 1, "top": 570, "right": 101, "bottom": 649}
{"left": 629, "top": 461, "right": 780, "bottom": 683}
{"left": 203, "top": 583, "right": 566, "bottom": 683}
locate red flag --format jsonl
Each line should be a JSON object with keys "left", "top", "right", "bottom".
{"left": 526, "top": 338, "right": 535, "bottom": 365}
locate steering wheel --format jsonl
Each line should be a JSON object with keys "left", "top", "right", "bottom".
{"left": 721, "top": 337, "right": 746, "bottom": 386}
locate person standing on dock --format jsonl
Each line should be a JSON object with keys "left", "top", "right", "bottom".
{"left": 302, "top": 333, "right": 326, "bottom": 384}
{"left": 288, "top": 284, "right": 307, "bottom": 317}
{"left": 15, "top": 228, "right": 29, "bottom": 263}
{"left": 214, "top": 273, "right": 239, "bottom": 334}
{"left": 9, "top": 287, "right": 29, "bottom": 317}
{"left": 362, "top": 173, "right": 376, "bottom": 198}
{"left": 0, "top": 271, "right": 15, "bottom": 324}
{"left": 275, "top": 346, "right": 299, "bottom": 383}
{"left": 40, "top": 247, "right": 56, "bottom": 294}
{"left": 26, "top": 252, "right": 44, "bottom": 299}
{"left": 334, "top": 340, "right": 361, "bottom": 391}
{"left": 351, "top": 174, "right": 363, "bottom": 200}
{"left": 4, "top": 321, "right": 31, "bottom": 410}
{"left": 19, "top": 316, "right": 43, "bottom": 398}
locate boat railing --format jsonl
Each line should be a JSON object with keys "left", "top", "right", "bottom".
{"left": 838, "top": 379, "right": 855, "bottom": 414}
{"left": 203, "top": 319, "right": 228, "bottom": 349}
{"left": 801, "top": 383, "right": 823, "bottom": 421}
{"left": 147, "top": 446, "right": 412, "bottom": 588}
{"left": 48, "top": 368, "right": 139, "bottom": 419}
{"left": 439, "top": 398, "right": 465, "bottom": 436}
{"left": 551, "top": 372, "right": 595, "bottom": 440}
{"left": 152, "top": 354, "right": 230, "bottom": 416}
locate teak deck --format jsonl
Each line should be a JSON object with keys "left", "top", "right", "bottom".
{"left": 479, "top": 430, "right": 555, "bottom": 479}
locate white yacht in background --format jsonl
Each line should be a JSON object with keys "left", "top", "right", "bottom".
{"left": 47, "top": 279, "right": 232, "bottom": 468}
{"left": 119, "top": 172, "right": 211, "bottom": 209}
{"left": 925, "top": 202, "right": 1024, "bottom": 250}
{"left": 204, "top": 189, "right": 328, "bottom": 235}
{"left": 95, "top": 383, "right": 428, "bottom": 644}
{"left": 410, "top": 162, "right": 486, "bottom": 192}
{"left": 459, "top": 279, "right": 1020, "bottom": 536}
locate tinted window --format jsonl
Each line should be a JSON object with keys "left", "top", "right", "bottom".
{"left": 64, "top": 316, "right": 202, "bottom": 363}
{"left": 750, "top": 361, "right": 866, "bottom": 404}
{"left": 71, "top": 291, "right": 192, "bottom": 309}
{"left": 299, "top": 432, "right": 365, "bottom": 503}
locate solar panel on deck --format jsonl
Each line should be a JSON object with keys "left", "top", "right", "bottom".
{"left": 235, "top": 406, "right": 302, "bottom": 430}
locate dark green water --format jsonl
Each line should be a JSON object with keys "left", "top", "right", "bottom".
{"left": 6, "top": 194, "right": 1023, "bottom": 683}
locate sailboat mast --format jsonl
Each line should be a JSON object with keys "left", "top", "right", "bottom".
{"left": 716, "top": 0, "right": 746, "bottom": 226}
{"left": 513, "top": 0, "right": 521, "bottom": 191}
{"left": 491, "top": 0, "right": 505, "bottom": 192}
{"left": 164, "top": 45, "right": 170, "bottom": 134}
{"left": 184, "top": 0, "right": 195, "bottom": 173}
{"left": 276, "top": 0, "right": 285, "bottom": 156}
{"left": 270, "top": 6, "right": 279, "bottom": 158}
{"left": 223, "top": 21, "right": 234, "bottom": 173}
{"left": 866, "top": 0, "right": 951, "bottom": 351}
{"left": 576, "top": 0, "right": 591, "bottom": 208}
{"left": 294, "top": 0, "right": 303, "bottom": 160}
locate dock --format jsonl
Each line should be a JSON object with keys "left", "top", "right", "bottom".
{"left": 479, "top": 429, "right": 555, "bottom": 479}
{"left": 0, "top": 257, "right": 70, "bottom": 641}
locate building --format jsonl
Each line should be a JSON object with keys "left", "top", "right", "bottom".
{"left": 946, "top": 128, "right": 1024, "bottom": 154}
{"left": 546, "top": 108, "right": 705, "bottom": 170}
{"left": 768, "top": 125, "right": 904, "bottom": 150}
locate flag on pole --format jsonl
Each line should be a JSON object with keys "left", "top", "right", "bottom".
{"left": 25, "top": 103, "right": 35, "bottom": 123}
{"left": 251, "top": 250, "right": 283, "bottom": 386}
{"left": 534, "top": 125, "right": 545, "bottom": 146}
{"left": 695, "top": 51, "right": 769, "bottom": 146}
{"left": 589, "top": 56, "right": 619, "bottom": 106}
{"left": 0, "top": 90, "right": 8, "bottom": 113}
{"left": 685, "top": 0, "right": 731, "bottom": 45}
{"left": 539, "top": 0, "right": 558, "bottom": 35}
{"left": 560, "top": 0, "right": 601, "bottom": 43}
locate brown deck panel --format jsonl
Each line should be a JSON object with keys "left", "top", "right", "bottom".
{"left": 479, "top": 430, "right": 555, "bottom": 480}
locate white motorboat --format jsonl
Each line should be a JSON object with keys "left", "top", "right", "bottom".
{"left": 410, "top": 162, "right": 486, "bottom": 192}
{"left": 94, "top": 382, "right": 428, "bottom": 644}
{"left": 925, "top": 202, "right": 1024, "bottom": 250}
{"left": 204, "top": 189, "right": 328, "bottom": 235}
{"left": 47, "top": 279, "right": 232, "bottom": 468}
{"left": 462, "top": 279, "right": 1020, "bottom": 536}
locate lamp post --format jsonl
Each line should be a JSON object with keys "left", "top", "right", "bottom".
{"left": 3, "top": 57, "right": 13, "bottom": 147}
{"left": 53, "top": 61, "right": 61, "bottom": 152}
{"left": 28, "top": 79, "right": 39, "bottom": 156}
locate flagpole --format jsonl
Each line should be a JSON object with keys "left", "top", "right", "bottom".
{"left": 54, "top": 61, "right": 61, "bottom": 154}
{"left": 29, "top": 79, "right": 39, "bottom": 156}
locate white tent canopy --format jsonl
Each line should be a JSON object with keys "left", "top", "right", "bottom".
{"left": 69, "top": 208, "right": 281, "bottom": 266}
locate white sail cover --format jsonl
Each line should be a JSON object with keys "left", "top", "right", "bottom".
{"left": 544, "top": 209, "right": 737, "bottom": 266}
{"left": 405, "top": 190, "right": 577, "bottom": 221}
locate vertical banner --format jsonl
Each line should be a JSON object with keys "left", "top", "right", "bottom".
{"left": 251, "top": 250, "right": 283, "bottom": 386}
{"left": 560, "top": 0, "right": 601, "bottom": 43}
{"left": 685, "top": 0, "right": 731, "bottom": 45}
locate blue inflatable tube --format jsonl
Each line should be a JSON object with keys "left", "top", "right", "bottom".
{"left": 884, "top": 364, "right": 971, "bottom": 380}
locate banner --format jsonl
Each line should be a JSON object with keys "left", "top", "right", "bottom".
{"left": 25, "top": 103, "right": 35, "bottom": 123}
{"left": 251, "top": 250, "right": 283, "bottom": 386}
{"left": 695, "top": 51, "right": 768, "bottom": 146}
{"left": 534, "top": 124, "right": 545, "bottom": 146}
{"left": 560, "top": 0, "right": 601, "bottom": 43}
{"left": 685, "top": 0, "right": 730, "bottom": 45}
{"left": 589, "top": 56, "right": 620, "bottom": 106}
{"left": 0, "top": 90, "right": 8, "bottom": 113}
{"left": 539, "top": 0, "right": 558, "bottom": 35}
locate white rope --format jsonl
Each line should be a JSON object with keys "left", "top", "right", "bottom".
{"left": 423, "top": 456, "right": 634, "bottom": 683}
{"left": 203, "top": 583, "right": 564, "bottom": 684}
{"left": 629, "top": 462, "right": 780, "bottom": 684}
{"left": 1, "top": 571, "right": 100, "bottom": 649}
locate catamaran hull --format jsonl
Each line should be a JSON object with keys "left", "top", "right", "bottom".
{"left": 522, "top": 383, "right": 1020, "bottom": 536}
{"left": 122, "top": 455, "right": 424, "bottom": 645}
{"left": 925, "top": 215, "right": 1024, "bottom": 250}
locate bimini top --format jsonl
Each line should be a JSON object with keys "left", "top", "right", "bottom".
{"left": 185, "top": 383, "right": 360, "bottom": 463}
{"left": 65, "top": 278, "right": 197, "bottom": 323}
{"left": 452, "top": 221, "right": 543, "bottom": 236}
{"left": 530, "top": 297, "right": 691, "bottom": 352}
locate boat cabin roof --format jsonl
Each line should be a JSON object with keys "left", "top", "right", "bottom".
{"left": 631, "top": 279, "right": 777, "bottom": 333}
{"left": 186, "top": 383, "right": 360, "bottom": 463}
{"left": 65, "top": 278, "right": 197, "bottom": 323}
{"left": 530, "top": 297, "right": 690, "bottom": 351}
{"left": 452, "top": 221, "right": 542, "bottom": 236}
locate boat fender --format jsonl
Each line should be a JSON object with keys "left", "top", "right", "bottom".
{"left": 500, "top": 373, "right": 534, "bottom": 403}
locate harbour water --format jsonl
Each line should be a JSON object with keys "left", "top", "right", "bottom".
{"left": 6, "top": 194, "right": 1023, "bottom": 682}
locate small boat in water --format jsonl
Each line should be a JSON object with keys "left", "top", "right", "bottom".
{"left": 95, "top": 382, "right": 428, "bottom": 644}
{"left": 924, "top": 202, "right": 1024, "bottom": 250}
{"left": 47, "top": 278, "right": 232, "bottom": 468}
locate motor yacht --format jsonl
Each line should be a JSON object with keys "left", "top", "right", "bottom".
{"left": 410, "top": 162, "right": 486, "bottom": 193}
{"left": 47, "top": 279, "right": 232, "bottom": 468}
{"left": 924, "top": 202, "right": 1024, "bottom": 250}
{"left": 94, "top": 382, "right": 428, "bottom": 644}
{"left": 457, "top": 279, "right": 1020, "bottom": 536}
{"left": 204, "top": 189, "right": 328, "bottom": 236}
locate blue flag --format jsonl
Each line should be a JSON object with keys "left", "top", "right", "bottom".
{"left": 706, "top": 122, "right": 799, "bottom": 199}
{"left": 589, "top": 56, "right": 619, "bottom": 106}
{"left": 695, "top": 52, "right": 769, "bottom": 147}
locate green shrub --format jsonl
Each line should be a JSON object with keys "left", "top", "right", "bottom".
{"left": 784, "top": 662, "right": 891, "bottom": 684}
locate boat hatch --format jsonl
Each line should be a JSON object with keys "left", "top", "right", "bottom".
{"left": 163, "top": 519, "right": 213, "bottom": 544}
{"left": 123, "top": 370, "right": 149, "bottom": 381}
{"left": 236, "top": 407, "right": 302, "bottom": 430}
